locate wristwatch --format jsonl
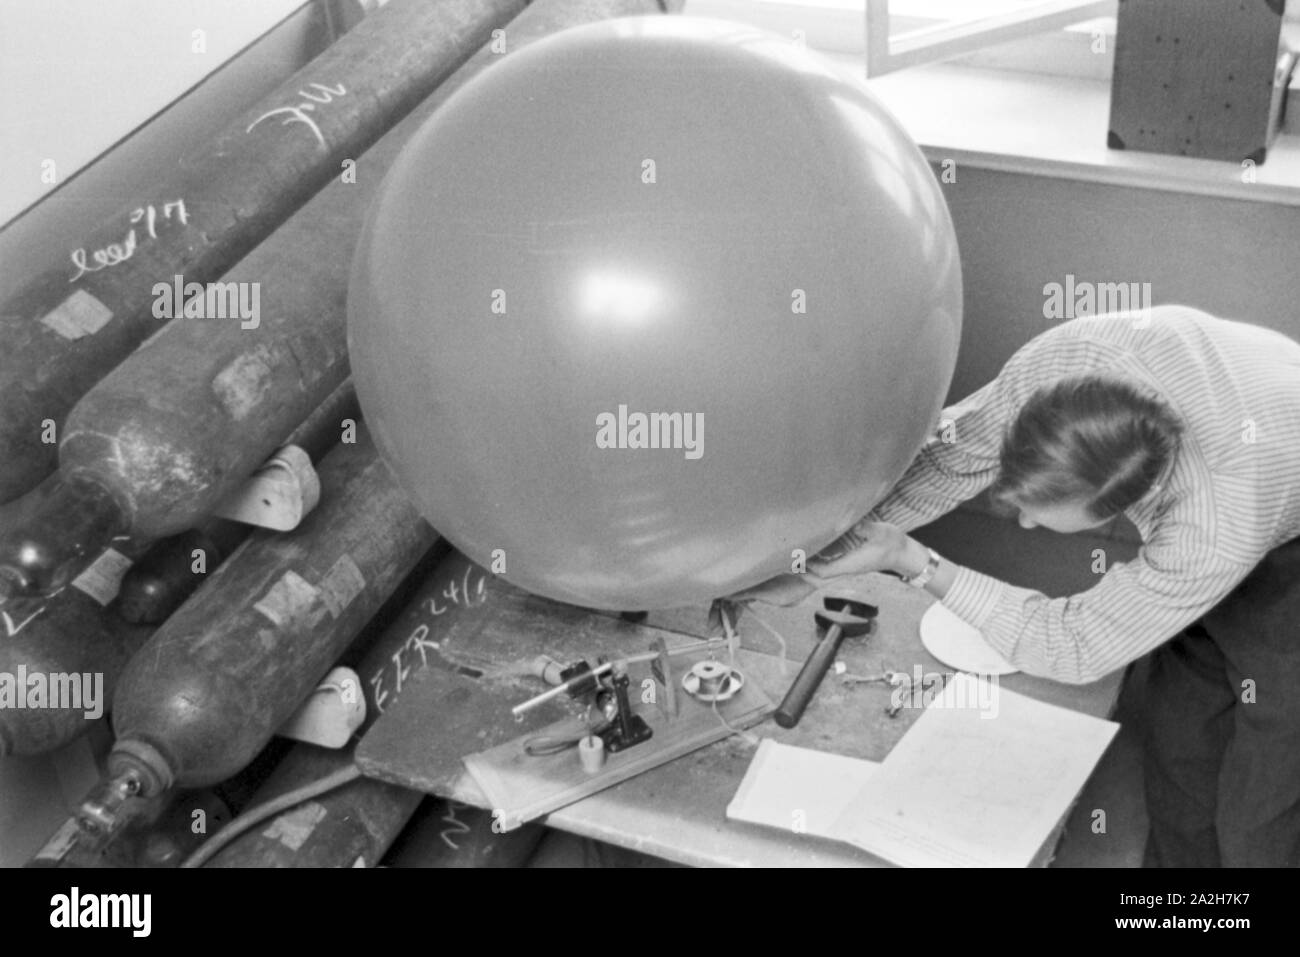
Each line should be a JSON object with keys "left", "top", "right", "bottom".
{"left": 901, "top": 547, "right": 941, "bottom": 589}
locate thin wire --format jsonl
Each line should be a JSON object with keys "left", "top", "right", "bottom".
{"left": 712, "top": 689, "right": 760, "bottom": 746}
{"left": 721, "top": 604, "right": 739, "bottom": 669}
{"left": 708, "top": 607, "right": 760, "bottom": 744}
{"left": 744, "top": 606, "right": 790, "bottom": 675}
{"left": 525, "top": 705, "right": 607, "bottom": 755}
{"left": 524, "top": 734, "right": 584, "bottom": 756}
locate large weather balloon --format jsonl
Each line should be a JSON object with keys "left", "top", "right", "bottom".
{"left": 347, "top": 15, "right": 962, "bottom": 610}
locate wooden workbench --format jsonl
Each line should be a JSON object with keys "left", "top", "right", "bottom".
{"left": 355, "top": 565, "right": 1123, "bottom": 867}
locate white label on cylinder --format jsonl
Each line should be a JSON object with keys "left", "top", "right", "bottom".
{"left": 70, "top": 547, "right": 133, "bottom": 605}
{"left": 318, "top": 554, "right": 366, "bottom": 619}
{"left": 260, "top": 801, "right": 328, "bottom": 851}
{"left": 39, "top": 289, "right": 114, "bottom": 340}
{"left": 253, "top": 569, "right": 320, "bottom": 627}
{"left": 212, "top": 346, "right": 274, "bottom": 421}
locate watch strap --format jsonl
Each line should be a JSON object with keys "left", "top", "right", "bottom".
{"left": 902, "top": 548, "right": 941, "bottom": 589}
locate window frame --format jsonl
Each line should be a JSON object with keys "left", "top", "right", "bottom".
{"left": 864, "top": 0, "right": 1116, "bottom": 77}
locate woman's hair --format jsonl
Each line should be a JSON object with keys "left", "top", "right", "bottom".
{"left": 989, "top": 375, "right": 1183, "bottom": 521}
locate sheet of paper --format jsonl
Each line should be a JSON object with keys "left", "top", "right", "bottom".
{"left": 830, "top": 673, "right": 1119, "bottom": 867}
{"left": 919, "top": 601, "right": 1017, "bottom": 675}
{"left": 726, "top": 738, "right": 879, "bottom": 840}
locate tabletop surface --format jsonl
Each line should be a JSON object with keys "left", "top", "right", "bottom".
{"left": 356, "top": 568, "right": 1124, "bottom": 867}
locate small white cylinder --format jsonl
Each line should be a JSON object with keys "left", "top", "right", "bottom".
{"left": 578, "top": 734, "right": 605, "bottom": 774}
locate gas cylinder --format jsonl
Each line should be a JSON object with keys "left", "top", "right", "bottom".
{"left": 0, "top": 555, "right": 149, "bottom": 757}
{"left": 78, "top": 426, "right": 436, "bottom": 849}
{"left": 0, "top": 0, "right": 525, "bottom": 503}
{"left": 0, "top": 2, "right": 531, "bottom": 600}
{"left": 112, "top": 381, "right": 360, "bottom": 624}
{"left": 0, "top": 383, "right": 358, "bottom": 755}
{"left": 202, "top": 549, "right": 511, "bottom": 867}
{"left": 111, "top": 521, "right": 246, "bottom": 627}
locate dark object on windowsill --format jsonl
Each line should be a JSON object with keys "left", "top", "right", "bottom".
{"left": 1107, "top": 0, "right": 1295, "bottom": 164}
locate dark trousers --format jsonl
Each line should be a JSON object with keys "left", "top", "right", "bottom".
{"left": 1143, "top": 534, "right": 1300, "bottom": 867}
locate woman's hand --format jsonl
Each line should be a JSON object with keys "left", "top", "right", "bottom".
{"left": 714, "top": 520, "right": 917, "bottom": 613}
{"left": 808, "top": 520, "right": 909, "bottom": 579}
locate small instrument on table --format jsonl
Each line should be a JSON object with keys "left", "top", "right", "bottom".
{"left": 516, "top": 633, "right": 740, "bottom": 755}
{"left": 468, "top": 630, "right": 770, "bottom": 830}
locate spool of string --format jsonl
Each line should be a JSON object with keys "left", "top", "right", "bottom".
{"left": 690, "top": 660, "right": 732, "bottom": 697}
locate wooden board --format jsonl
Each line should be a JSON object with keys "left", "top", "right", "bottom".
{"left": 463, "top": 656, "right": 772, "bottom": 830}
{"left": 355, "top": 569, "right": 1125, "bottom": 866}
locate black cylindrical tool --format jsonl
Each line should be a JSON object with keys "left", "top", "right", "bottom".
{"left": 773, "top": 597, "right": 876, "bottom": 729}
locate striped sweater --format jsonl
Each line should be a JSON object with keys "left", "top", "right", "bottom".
{"left": 869, "top": 304, "right": 1300, "bottom": 684}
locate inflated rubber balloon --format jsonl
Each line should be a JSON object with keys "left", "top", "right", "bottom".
{"left": 347, "top": 16, "right": 961, "bottom": 610}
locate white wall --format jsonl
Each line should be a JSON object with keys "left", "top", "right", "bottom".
{"left": 0, "top": 0, "right": 311, "bottom": 228}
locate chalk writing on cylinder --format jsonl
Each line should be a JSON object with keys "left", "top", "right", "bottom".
{"left": 68, "top": 199, "right": 189, "bottom": 283}
{"left": 425, "top": 564, "right": 488, "bottom": 617}
{"left": 439, "top": 801, "right": 473, "bottom": 851}
{"left": 367, "top": 565, "right": 490, "bottom": 714}
{"left": 246, "top": 82, "right": 347, "bottom": 150}
{"left": 2, "top": 600, "right": 48, "bottom": 639}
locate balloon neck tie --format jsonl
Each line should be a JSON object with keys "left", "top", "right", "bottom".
{"left": 702, "top": 611, "right": 760, "bottom": 745}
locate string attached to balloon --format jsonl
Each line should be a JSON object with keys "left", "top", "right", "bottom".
{"left": 692, "top": 605, "right": 760, "bottom": 745}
